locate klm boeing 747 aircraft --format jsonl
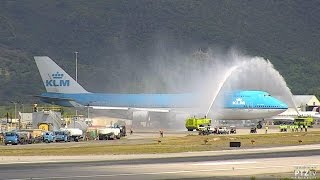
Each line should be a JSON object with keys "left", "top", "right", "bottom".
{"left": 34, "top": 56, "right": 288, "bottom": 120}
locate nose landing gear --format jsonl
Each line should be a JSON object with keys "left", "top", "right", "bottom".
{"left": 257, "top": 120, "right": 263, "bottom": 129}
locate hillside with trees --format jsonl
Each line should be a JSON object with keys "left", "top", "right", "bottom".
{"left": 0, "top": 0, "right": 319, "bottom": 104}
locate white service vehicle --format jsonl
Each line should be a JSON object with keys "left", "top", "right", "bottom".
{"left": 61, "top": 128, "right": 83, "bottom": 142}
{"left": 98, "top": 126, "right": 121, "bottom": 140}
{"left": 217, "top": 127, "right": 230, "bottom": 134}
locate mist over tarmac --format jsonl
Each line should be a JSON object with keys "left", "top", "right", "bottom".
{"left": 144, "top": 47, "right": 295, "bottom": 112}
{"left": 95, "top": 46, "right": 296, "bottom": 128}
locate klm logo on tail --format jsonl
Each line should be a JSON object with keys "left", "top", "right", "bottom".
{"left": 46, "top": 72, "right": 70, "bottom": 87}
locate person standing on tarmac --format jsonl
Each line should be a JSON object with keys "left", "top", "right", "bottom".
{"left": 265, "top": 126, "right": 269, "bottom": 134}
{"left": 160, "top": 129, "right": 164, "bottom": 137}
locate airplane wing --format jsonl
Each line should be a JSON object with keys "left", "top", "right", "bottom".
{"left": 36, "top": 95, "right": 174, "bottom": 113}
{"left": 34, "top": 95, "right": 75, "bottom": 101}
{"left": 270, "top": 116, "right": 295, "bottom": 121}
{"left": 36, "top": 95, "right": 84, "bottom": 107}
{"left": 131, "top": 108, "right": 170, "bottom": 113}
{"left": 90, "top": 106, "right": 129, "bottom": 110}
{"left": 89, "top": 106, "right": 170, "bottom": 112}
{"left": 90, "top": 106, "right": 170, "bottom": 112}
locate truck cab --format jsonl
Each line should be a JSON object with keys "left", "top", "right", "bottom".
{"left": 294, "top": 117, "right": 315, "bottom": 127}
{"left": 54, "top": 130, "right": 69, "bottom": 142}
{"left": 4, "top": 132, "right": 19, "bottom": 145}
{"left": 117, "top": 125, "right": 127, "bottom": 137}
{"left": 43, "top": 131, "right": 55, "bottom": 143}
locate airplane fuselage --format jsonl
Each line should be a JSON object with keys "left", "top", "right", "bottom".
{"left": 39, "top": 90, "right": 288, "bottom": 120}
{"left": 35, "top": 56, "right": 288, "bottom": 120}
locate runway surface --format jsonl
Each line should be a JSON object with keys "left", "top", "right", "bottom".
{"left": 1, "top": 149, "right": 319, "bottom": 180}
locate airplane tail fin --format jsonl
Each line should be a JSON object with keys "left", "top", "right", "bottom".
{"left": 34, "top": 56, "right": 88, "bottom": 94}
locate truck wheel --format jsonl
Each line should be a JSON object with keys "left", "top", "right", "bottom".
{"left": 187, "top": 129, "right": 193, "bottom": 131}
{"left": 45, "top": 139, "right": 49, "bottom": 143}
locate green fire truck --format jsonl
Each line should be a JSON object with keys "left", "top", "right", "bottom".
{"left": 294, "top": 117, "right": 315, "bottom": 127}
{"left": 185, "top": 117, "right": 212, "bottom": 131}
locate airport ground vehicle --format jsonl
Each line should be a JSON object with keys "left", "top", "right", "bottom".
{"left": 16, "top": 132, "right": 33, "bottom": 144}
{"left": 98, "top": 127, "right": 121, "bottom": 140}
{"left": 230, "top": 126, "right": 237, "bottom": 134}
{"left": 250, "top": 127, "right": 257, "bottom": 133}
{"left": 294, "top": 117, "right": 315, "bottom": 127}
{"left": 198, "top": 125, "right": 213, "bottom": 135}
{"left": 62, "top": 128, "right": 83, "bottom": 142}
{"left": 217, "top": 127, "right": 230, "bottom": 134}
{"left": 20, "top": 129, "right": 43, "bottom": 138}
{"left": 185, "top": 117, "right": 212, "bottom": 131}
{"left": 43, "top": 131, "right": 55, "bottom": 143}
{"left": 38, "top": 123, "right": 51, "bottom": 131}
{"left": 98, "top": 128, "right": 114, "bottom": 140}
{"left": 54, "top": 130, "right": 69, "bottom": 142}
{"left": 4, "top": 132, "right": 19, "bottom": 145}
{"left": 117, "top": 125, "right": 127, "bottom": 137}
{"left": 4, "top": 131, "right": 33, "bottom": 145}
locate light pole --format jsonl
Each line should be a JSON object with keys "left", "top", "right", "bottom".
{"left": 74, "top": 51, "right": 79, "bottom": 119}
{"left": 10, "top": 101, "right": 17, "bottom": 130}
{"left": 20, "top": 103, "right": 24, "bottom": 130}
{"left": 14, "top": 103, "right": 16, "bottom": 122}
{"left": 87, "top": 106, "right": 90, "bottom": 119}
{"left": 75, "top": 51, "right": 78, "bottom": 82}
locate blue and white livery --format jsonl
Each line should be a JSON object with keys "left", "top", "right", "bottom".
{"left": 34, "top": 56, "right": 288, "bottom": 120}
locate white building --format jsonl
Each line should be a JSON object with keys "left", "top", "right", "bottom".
{"left": 271, "top": 95, "right": 320, "bottom": 121}
{"left": 293, "top": 95, "right": 320, "bottom": 111}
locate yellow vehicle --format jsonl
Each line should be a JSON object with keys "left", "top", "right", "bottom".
{"left": 38, "top": 123, "right": 50, "bottom": 131}
{"left": 185, "top": 117, "right": 211, "bottom": 131}
{"left": 294, "top": 117, "right": 315, "bottom": 127}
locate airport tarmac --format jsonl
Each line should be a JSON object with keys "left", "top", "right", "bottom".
{"left": 1, "top": 126, "right": 317, "bottom": 148}
{"left": 127, "top": 126, "right": 320, "bottom": 139}
{"left": 0, "top": 150, "right": 319, "bottom": 179}
{"left": 1, "top": 144, "right": 320, "bottom": 179}
{"left": 1, "top": 127, "right": 319, "bottom": 179}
